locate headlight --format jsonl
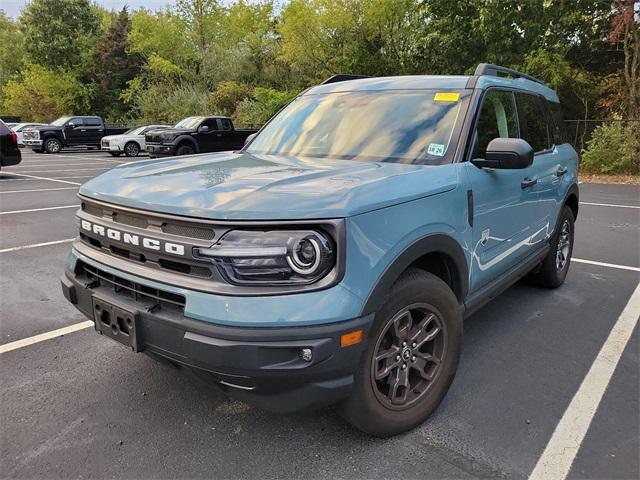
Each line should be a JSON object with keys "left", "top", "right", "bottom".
{"left": 195, "top": 230, "right": 335, "bottom": 286}
{"left": 160, "top": 133, "right": 175, "bottom": 143}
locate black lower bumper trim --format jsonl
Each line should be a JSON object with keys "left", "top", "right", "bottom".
{"left": 61, "top": 269, "right": 373, "bottom": 413}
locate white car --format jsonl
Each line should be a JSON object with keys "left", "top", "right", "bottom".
{"left": 11, "top": 123, "right": 45, "bottom": 146}
{"left": 101, "top": 125, "right": 171, "bottom": 157}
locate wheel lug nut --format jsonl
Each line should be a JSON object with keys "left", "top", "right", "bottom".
{"left": 412, "top": 342, "right": 417, "bottom": 348}
{"left": 395, "top": 355, "right": 400, "bottom": 361}
{"left": 411, "top": 356, "right": 416, "bottom": 362}
{"left": 402, "top": 364, "right": 407, "bottom": 369}
{"left": 402, "top": 341, "right": 407, "bottom": 347}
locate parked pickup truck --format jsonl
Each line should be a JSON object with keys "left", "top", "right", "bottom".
{"left": 23, "top": 116, "right": 129, "bottom": 154}
{"left": 62, "top": 65, "right": 579, "bottom": 437}
{"left": 145, "top": 116, "right": 258, "bottom": 157}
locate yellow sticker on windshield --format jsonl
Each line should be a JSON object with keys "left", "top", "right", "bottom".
{"left": 434, "top": 92, "right": 460, "bottom": 102}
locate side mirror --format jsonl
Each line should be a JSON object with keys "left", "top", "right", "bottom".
{"left": 198, "top": 125, "right": 210, "bottom": 133}
{"left": 244, "top": 132, "right": 257, "bottom": 146}
{"left": 471, "top": 138, "right": 534, "bottom": 169}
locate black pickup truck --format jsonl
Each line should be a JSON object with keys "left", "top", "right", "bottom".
{"left": 145, "top": 116, "right": 258, "bottom": 157}
{"left": 23, "top": 116, "right": 129, "bottom": 154}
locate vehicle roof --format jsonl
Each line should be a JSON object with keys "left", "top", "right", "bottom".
{"left": 306, "top": 74, "right": 559, "bottom": 102}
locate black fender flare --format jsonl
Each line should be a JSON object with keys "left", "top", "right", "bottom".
{"left": 563, "top": 182, "right": 579, "bottom": 220}
{"left": 360, "top": 233, "right": 469, "bottom": 316}
{"left": 173, "top": 135, "right": 199, "bottom": 153}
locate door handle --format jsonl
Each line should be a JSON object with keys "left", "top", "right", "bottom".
{"left": 521, "top": 177, "right": 538, "bottom": 189}
{"left": 80, "top": 129, "right": 87, "bottom": 132}
{"left": 215, "top": 133, "right": 222, "bottom": 137}
{"left": 555, "top": 166, "right": 568, "bottom": 177}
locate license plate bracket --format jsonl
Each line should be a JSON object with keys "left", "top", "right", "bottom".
{"left": 92, "top": 297, "right": 143, "bottom": 352}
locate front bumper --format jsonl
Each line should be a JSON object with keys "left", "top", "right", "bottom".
{"left": 101, "top": 142, "right": 121, "bottom": 152}
{"left": 146, "top": 144, "right": 175, "bottom": 157}
{"left": 24, "top": 139, "right": 42, "bottom": 147}
{"left": 61, "top": 260, "right": 372, "bottom": 413}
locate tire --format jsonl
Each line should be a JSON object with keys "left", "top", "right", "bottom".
{"left": 175, "top": 144, "right": 195, "bottom": 156}
{"left": 530, "top": 205, "right": 575, "bottom": 288}
{"left": 108, "top": 152, "right": 121, "bottom": 157}
{"left": 44, "top": 137, "right": 62, "bottom": 154}
{"left": 339, "top": 269, "right": 462, "bottom": 437}
{"left": 124, "top": 141, "right": 141, "bottom": 157}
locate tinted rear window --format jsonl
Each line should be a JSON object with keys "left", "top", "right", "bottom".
{"left": 547, "top": 101, "right": 569, "bottom": 145}
{"left": 515, "top": 92, "right": 551, "bottom": 152}
{"left": 84, "top": 117, "right": 102, "bottom": 126}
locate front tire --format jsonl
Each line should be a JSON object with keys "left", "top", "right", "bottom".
{"left": 175, "top": 144, "right": 195, "bottom": 156}
{"left": 124, "top": 141, "right": 140, "bottom": 157}
{"left": 530, "top": 205, "right": 575, "bottom": 288}
{"left": 339, "top": 269, "right": 462, "bottom": 437}
{"left": 44, "top": 138, "right": 62, "bottom": 154}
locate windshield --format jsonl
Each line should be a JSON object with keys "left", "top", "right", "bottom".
{"left": 174, "top": 117, "right": 205, "bottom": 129}
{"left": 124, "top": 126, "right": 145, "bottom": 135}
{"left": 247, "top": 90, "right": 469, "bottom": 164}
{"left": 51, "top": 117, "right": 71, "bottom": 126}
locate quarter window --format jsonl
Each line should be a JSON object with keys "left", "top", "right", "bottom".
{"left": 474, "top": 90, "right": 518, "bottom": 158}
{"left": 515, "top": 92, "right": 551, "bottom": 152}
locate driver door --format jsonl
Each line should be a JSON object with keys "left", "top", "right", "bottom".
{"left": 462, "top": 89, "right": 541, "bottom": 292}
{"left": 64, "top": 118, "right": 86, "bottom": 145}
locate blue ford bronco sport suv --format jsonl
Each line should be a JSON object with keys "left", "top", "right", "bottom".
{"left": 61, "top": 64, "right": 579, "bottom": 437}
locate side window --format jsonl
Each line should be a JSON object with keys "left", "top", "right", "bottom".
{"left": 475, "top": 90, "right": 518, "bottom": 158}
{"left": 84, "top": 118, "right": 102, "bottom": 127}
{"left": 201, "top": 118, "right": 218, "bottom": 130}
{"left": 220, "top": 118, "right": 232, "bottom": 131}
{"left": 67, "top": 118, "right": 83, "bottom": 127}
{"left": 515, "top": 92, "right": 551, "bottom": 152}
{"left": 547, "top": 101, "right": 568, "bottom": 146}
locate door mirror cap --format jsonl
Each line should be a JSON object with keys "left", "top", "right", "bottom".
{"left": 198, "top": 125, "right": 210, "bottom": 133}
{"left": 472, "top": 138, "right": 534, "bottom": 169}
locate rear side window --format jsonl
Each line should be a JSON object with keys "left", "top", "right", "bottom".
{"left": 220, "top": 118, "right": 232, "bottom": 131}
{"left": 475, "top": 89, "right": 518, "bottom": 158}
{"left": 547, "top": 101, "right": 568, "bottom": 145}
{"left": 515, "top": 93, "right": 551, "bottom": 152}
{"left": 84, "top": 117, "right": 102, "bottom": 127}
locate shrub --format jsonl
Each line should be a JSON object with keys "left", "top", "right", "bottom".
{"left": 581, "top": 123, "right": 640, "bottom": 175}
{"left": 132, "top": 83, "right": 211, "bottom": 125}
{"left": 210, "top": 81, "right": 254, "bottom": 116}
{"left": 233, "top": 87, "right": 299, "bottom": 127}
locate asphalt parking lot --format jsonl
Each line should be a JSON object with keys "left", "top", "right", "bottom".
{"left": 1, "top": 149, "right": 638, "bottom": 479}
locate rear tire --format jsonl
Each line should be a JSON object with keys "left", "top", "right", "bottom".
{"left": 44, "top": 137, "right": 62, "bottom": 154}
{"left": 339, "top": 269, "right": 462, "bottom": 437}
{"left": 530, "top": 205, "right": 575, "bottom": 288}
{"left": 124, "top": 141, "right": 140, "bottom": 157}
{"left": 175, "top": 144, "right": 195, "bottom": 156}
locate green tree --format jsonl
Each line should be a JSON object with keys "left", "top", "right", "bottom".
{"left": 2, "top": 64, "right": 91, "bottom": 121}
{"left": 0, "top": 12, "right": 25, "bottom": 105}
{"left": 20, "top": 0, "right": 101, "bottom": 70}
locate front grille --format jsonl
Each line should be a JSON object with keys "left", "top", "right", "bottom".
{"left": 113, "top": 212, "right": 149, "bottom": 229}
{"left": 23, "top": 131, "right": 39, "bottom": 140}
{"left": 161, "top": 222, "right": 215, "bottom": 240}
{"left": 77, "top": 261, "right": 185, "bottom": 311}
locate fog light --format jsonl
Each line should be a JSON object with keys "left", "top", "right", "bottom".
{"left": 300, "top": 348, "right": 313, "bottom": 362}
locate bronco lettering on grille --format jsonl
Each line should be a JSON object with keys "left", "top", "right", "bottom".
{"left": 80, "top": 219, "right": 185, "bottom": 256}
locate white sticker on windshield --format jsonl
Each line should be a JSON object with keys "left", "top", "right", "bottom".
{"left": 427, "top": 143, "right": 445, "bottom": 156}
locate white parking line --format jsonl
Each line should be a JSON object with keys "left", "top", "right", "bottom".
{"left": 12, "top": 168, "right": 108, "bottom": 173}
{"left": 0, "top": 238, "right": 74, "bottom": 253}
{"left": 0, "top": 187, "right": 79, "bottom": 194}
{"left": 580, "top": 201, "right": 640, "bottom": 210}
{"left": 529, "top": 282, "right": 640, "bottom": 480}
{"left": 2, "top": 172, "right": 81, "bottom": 185}
{"left": 0, "top": 205, "right": 78, "bottom": 215}
{"left": 0, "top": 321, "right": 93, "bottom": 354}
{"left": 573, "top": 258, "right": 640, "bottom": 273}
{"left": 11, "top": 163, "right": 113, "bottom": 168}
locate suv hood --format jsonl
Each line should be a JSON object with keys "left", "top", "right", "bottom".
{"left": 79, "top": 152, "right": 458, "bottom": 220}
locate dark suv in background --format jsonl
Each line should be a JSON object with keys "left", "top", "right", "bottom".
{"left": 0, "top": 119, "right": 22, "bottom": 170}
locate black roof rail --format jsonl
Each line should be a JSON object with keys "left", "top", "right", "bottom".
{"left": 474, "top": 63, "right": 545, "bottom": 85}
{"left": 321, "top": 74, "right": 370, "bottom": 85}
